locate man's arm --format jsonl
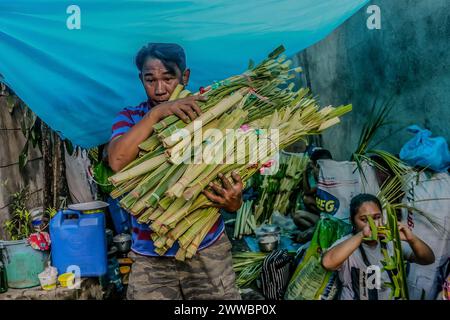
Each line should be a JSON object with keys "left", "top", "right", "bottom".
{"left": 108, "top": 96, "right": 205, "bottom": 172}
{"left": 108, "top": 111, "right": 159, "bottom": 172}
{"left": 322, "top": 226, "right": 372, "bottom": 271}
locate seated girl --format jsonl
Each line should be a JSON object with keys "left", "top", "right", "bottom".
{"left": 322, "top": 193, "right": 435, "bottom": 300}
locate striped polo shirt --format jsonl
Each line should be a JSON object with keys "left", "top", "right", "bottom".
{"left": 110, "top": 101, "right": 224, "bottom": 257}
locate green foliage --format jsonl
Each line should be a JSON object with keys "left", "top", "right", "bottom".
{"left": 3, "top": 188, "right": 33, "bottom": 240}
{"left": 45, "top": 207, "right": 57, "bottom": 219}
{"left": 352, "top": 97, "right": 397, "bottom": 158}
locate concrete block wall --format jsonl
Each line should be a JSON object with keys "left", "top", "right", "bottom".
{"left": 293, "top": 0, "right": 449, "bottom": 161}
{"left": 0, "top": 96, "right": 44, "bottom": 239}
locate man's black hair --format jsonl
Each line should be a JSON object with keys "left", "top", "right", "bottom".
{"left": 349, "top": 193, "right": 382, "bottom": 225}
{"left": 310, "top": 148, "right": 332, "bottom": 163}
{"left": 135, "top": 43, "right": 186, "bottom": 76}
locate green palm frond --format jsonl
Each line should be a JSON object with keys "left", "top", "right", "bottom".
{"left": 393, "top": 201, "right": 448, "bottom": 236}
{"left": 352, "top": 96, "right": 397, "bottom": 158}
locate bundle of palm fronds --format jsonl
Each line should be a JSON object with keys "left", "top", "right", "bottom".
{"left": 109, "top": 46, "right": 352, "bottom": 260}
{"left": 233, "top": 200, "right": 256, "bottom": 240}
{"left": 365, "top": 177, "right": 409, "bottom": 300}
{"left": 232, "top": 251, "right": 269, "bottom": 288}
{"left": 272, "top": 153, "right": 309, "bottom": 215}
{"left": 251, "top": 151, "right": 309, "bottom": 227}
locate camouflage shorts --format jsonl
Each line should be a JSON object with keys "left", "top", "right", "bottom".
{"left": 126, "top": 233, "right": 241, "bottom": 300}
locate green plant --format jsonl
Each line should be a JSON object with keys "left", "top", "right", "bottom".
{"left": 3, "top": 188, "right": 33, "bottom": 240}
{"left": 46, "top": 207, "right": 57, "bottom": 219}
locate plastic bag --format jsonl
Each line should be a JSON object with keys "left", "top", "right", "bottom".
{"left": 284, "top": 213, "right": 351, "bottom": 300}
{"left": 93, "top": 162, "right": 115, "bottom": 194}
{"left": 401, "top": 172, "right": 450, "bottom": 299}
{"left": 272, "top": 212, "right": 298, "bottom": 232}
{"left": 399, "top": 125, "right": 450, "bottom": 172}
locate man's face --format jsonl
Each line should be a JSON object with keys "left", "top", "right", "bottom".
{"left": 139, "top": 58, "right": 189, "bottom": 105}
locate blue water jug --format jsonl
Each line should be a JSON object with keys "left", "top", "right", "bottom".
{"left": 50, "top": 210, "right": 107, "bottom": 276}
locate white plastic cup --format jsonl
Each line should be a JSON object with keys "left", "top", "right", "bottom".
{"left": 38, "top": 266, "right": 58, "bottom": 291}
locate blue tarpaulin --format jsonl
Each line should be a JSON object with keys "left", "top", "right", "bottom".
{"left": 0, "top": 0, "right": 368, "bottom": 148}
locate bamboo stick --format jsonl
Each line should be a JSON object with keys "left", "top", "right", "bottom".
{"left": 145, "top": 164, "right": 187, "bottom": 207}
{"left": 186, "top": 212, "right": 220, "bottom": 258}
{"left": 162, "top": 88, "right": 248, "bottom": 148}
{"left": 168, "top": 84, "right": 184, "bottom": 101}
{"left": 110, "top": 154, "right": 167, "bottom": 185}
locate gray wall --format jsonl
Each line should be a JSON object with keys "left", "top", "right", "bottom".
{"left": 0, "top": 96, "right": 43, "bottom": 239}
{"left": 294, "top": 0, "right": 450, "bottom": 161}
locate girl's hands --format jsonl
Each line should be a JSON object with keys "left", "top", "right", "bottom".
{"left": 362, "top": 225, "right": 373, "bottom": 238}
{"left": 398, "top": 222, "right": 415, "bottom": 242}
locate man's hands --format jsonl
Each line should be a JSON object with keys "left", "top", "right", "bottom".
{"left": 203, "top": 171, "right": 243, "bottom": 212}
{"left": 150, "top": 95, "right": 206, "bottom": 124}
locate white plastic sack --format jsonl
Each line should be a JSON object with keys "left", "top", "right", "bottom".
{"left": 272, "top": 211, "right": 298, "bottom": 232}
{"left": 64, "top": 146, "right": 97, "bottom": 203}
{"left": 316, "top": 160, "right": 380, "bottom": 222}
{"left": 402, "top": 172, "right": 450, "bottom": 300}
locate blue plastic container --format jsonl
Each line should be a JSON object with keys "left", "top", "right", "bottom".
{"left": 107, "top": 197, "right": 131, "bottom": 234}
{"left": 50, "top": 210, "right": 107, "bottom": 276}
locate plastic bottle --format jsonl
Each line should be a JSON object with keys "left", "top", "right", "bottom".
{"left": 0, "top": 255, "right": 8, "bottom": 293}
{"left": 107, "top": 256, "right": 123, "bottom": 293}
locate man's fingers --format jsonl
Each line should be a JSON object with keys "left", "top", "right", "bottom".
{"left": 194, "top": 95, "right": 208, "bottom": 102}
{"left": 173, "top": 108, "right": 191, "bottom": 123}
{"left": 180, "top": 104, "right": 197, "bottom": 121}
{"left": 231, "top": 171, "right": 243, "bottom": 188}
{"left": 218, "top": 173, "right": 233, "bottom": 190}
{"left": 190, "top": 102, "right": 203, "bottom": 116}
{"left": 202, "top": 189, "right": 224, "bottom": 205}
{"left": 186, "top": 102, "right": 202, "bottom": 118}
{"left": 209, "top": 182, "right": 225, "bottom": 196}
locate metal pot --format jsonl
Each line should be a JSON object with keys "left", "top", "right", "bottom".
{"left": 258, "top": 235, "right": 279, "bottom": 253}
{"left": 113, "top": 233, "right": 131, "bottom": 253}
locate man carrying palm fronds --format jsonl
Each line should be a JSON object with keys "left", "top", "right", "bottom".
{"left": 108, "top": 43, "right": 242, "bottom": 300}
